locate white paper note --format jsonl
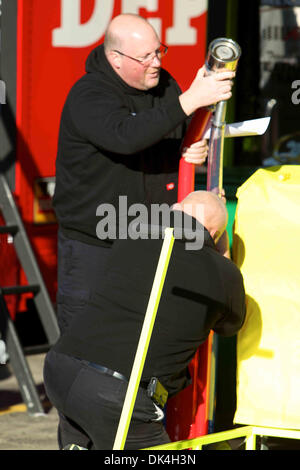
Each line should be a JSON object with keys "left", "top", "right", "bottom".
{"left": 203, "top": 117, "right": 270, "bottom": 139}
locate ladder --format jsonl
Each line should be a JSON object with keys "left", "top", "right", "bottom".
{"left": 0, "top": 173, "right": 60, "bottom": 415}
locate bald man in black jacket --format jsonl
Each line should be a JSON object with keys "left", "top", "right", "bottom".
{"left": 44, "top": 191, "right": 245, "bottom": 450}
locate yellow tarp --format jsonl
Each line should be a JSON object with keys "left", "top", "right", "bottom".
{"left": 233, "top": 166, "right": 300, "bottom": 429}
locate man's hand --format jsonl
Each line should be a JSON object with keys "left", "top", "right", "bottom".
{"left": 220, "top": 188, "right": 226, "bottom": 204}
{"left": 179, "top": 66, "right": 235, "bottom": 116}
{"left": 182, "top": 139, "right": 208, "bottom": 165}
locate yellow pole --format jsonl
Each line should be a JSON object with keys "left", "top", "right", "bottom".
{"left": 113, "top": 228, "right": 175, "bottom": 450}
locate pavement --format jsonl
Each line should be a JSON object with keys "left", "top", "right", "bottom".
{"left": 0, "top": 352, "right": 59, "bottom": 450}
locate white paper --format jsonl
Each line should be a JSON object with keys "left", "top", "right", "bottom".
{"left": 203, "top": 117, "right": 271, "bottom": 139}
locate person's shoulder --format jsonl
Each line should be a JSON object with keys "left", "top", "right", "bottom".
{"left": 207, "top": 246, "right": 244, "bottom": 284}
{"left": 104, "top": 238, "right": 164, "bottom": 283}
{"left": 66, "top": 69, "right": 119, "bottom": 106}
{"left": 65, "top": 73, "right": 97, "bottom": 98}
{"left": 71, "top": 70, "right": 107, "bottom": 91}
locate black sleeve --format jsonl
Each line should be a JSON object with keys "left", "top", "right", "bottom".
{"left": 213, "top": 263, "right": 246, "bottom": 337}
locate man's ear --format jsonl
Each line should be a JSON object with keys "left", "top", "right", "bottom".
{"left": 108, "top": 50, "right": 122, "bottom": 69}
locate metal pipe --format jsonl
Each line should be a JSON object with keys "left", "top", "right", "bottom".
{"left": 206, "top": 100, "right": 227, "bottom": 196}
{"left": 205, "top": 38, "right": 241, "bottom": 197}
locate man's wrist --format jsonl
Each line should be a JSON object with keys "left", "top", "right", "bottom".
{"left": 179, "top": 91, "right": 196, "bottom": 116}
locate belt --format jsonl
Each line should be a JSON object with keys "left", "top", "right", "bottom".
{"left": 87, "top": 361, "right": 150, "bottom": 388}
{"left": 84, "top": 360, "right": 168, "bottom": 408}
{"left": 87, "top": 361, "right": 128, "bottom": 382}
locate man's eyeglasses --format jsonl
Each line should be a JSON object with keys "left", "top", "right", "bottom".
{"left": 114, "top": 43, "right": 168, "bottom": 67}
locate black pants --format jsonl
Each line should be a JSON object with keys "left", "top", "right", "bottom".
{"left": 56, "top": 230, "right": 112, "bottom": 334}
{"left": 55, "top": 230, "right": 111, "bottom": 447}
{"left": 44, "top": 350, "right": 171, "bottom": 450}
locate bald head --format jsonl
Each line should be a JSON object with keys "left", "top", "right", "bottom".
{"left": 104, "top": 14, "right": 162, "bottom": 91}
{"left": 104, "top": 14, "right": 157, "bottom": 53}
{"left": 173, "top": 191, "right": 228, "bottom": 242}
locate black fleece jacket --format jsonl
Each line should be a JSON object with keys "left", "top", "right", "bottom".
{"left": 53, "top": 44, "right": 189, "bottom": 246}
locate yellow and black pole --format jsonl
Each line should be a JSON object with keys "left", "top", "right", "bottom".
{"left": 113, "top": 228, "right": 175, "bottom": 450}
